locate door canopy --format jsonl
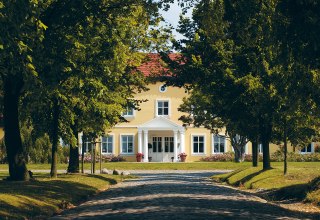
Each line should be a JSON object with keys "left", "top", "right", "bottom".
{"left": 138, "top": 117, "right": 184, "bottom": 131}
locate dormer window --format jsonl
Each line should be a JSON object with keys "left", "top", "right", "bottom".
{"left": 157, "top": 100, "right": 169, "bottom": 116}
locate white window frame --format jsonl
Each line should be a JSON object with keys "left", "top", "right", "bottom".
{"left": 120, "top": 134, "right": 135, "bottom": 155}
{"left": 155, "top": 99, "right": 170, "bottom": 117}
{"left": 191, "top": 134, "right": 206, "bottom": 155}
{"left": 82, "top": 138, "right": 93, "bottom": 153}
{"left": 101, "top": 134, "right": 114, "bottom": 154}
{"left": 300, "top": 143, "right": 314, "bottom": 154}
{"left": 258, "top": 144, "right": 263, "bottom": 154}
{"left": 212, "top": 134, "right": 226, "bottom": 154}
{"left": 122, "top": 107, "right": 135, "bottom": 117}
{"left": 159, "top": 84, "right": 168, "bottom": 93}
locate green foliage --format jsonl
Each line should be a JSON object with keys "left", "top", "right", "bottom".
{"left": 167, "top": 0, "right": 320, "bottom": 171}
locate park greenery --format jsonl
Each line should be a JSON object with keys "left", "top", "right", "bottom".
{"left": 213, "top": 162, "right": 320, "bottom": 206}
{"left": 163, "top": 0, "right": 320, "bottom": 175}
{"left": 0, "top": 172, "right": 127, "bottom": 219}
{"left": 0, "top": 0, "right": 173, "bottom": 180}
{"left": 0, "top": 0, "right": 319, "bottom": 186}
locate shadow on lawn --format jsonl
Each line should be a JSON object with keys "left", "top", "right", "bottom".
{"left": 259, "top": 183, "right": 310, "bottom": 202}
{"left": 232, "top": 169, "right": 267, "bottom": 186}
{"left": 0, "top": 174, "right": 117, "bottom": 219}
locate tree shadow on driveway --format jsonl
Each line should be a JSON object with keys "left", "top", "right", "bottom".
{"left": 51, "top": 172, "right": 320, "bottom": 220}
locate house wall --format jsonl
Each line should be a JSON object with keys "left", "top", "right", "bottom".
{"left": 100, "top": 81, "right": 315, "bottom": 162}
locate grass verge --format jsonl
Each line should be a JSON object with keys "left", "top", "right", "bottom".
{"left": 0, "top": 162, "right": 252, "bottom": 171}
{"left": 212, "top": 162, "right": 320, "bottom": 206}
{"left": 0, "top": 172, "right": 128, "bottom": 219}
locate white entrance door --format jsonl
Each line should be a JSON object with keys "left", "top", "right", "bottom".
{"left": 151, "top": 136, "right": 174, "bottom": 162}
{"left": 152, "top": 137, "right": 162, "bottom": 162}
{"left": 163, "top": 137, "right": 174, "bottom": 162}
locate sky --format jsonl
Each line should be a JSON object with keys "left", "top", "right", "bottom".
{"left": 160, "top": 1, "right": 192, "bottom": 41}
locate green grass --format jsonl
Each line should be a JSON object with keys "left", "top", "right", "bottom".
{"left": 0, "top": 172, "right": 127, "bottom": 219}
{"left": 0, "top": 162, "right": 252, "bottom": 171}
{"left": 212, "top": 162, "right": 320, "bottom": 206}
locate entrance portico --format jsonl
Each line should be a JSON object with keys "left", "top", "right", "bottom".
{"left": 138, "top": 117, "right": 185, "bottom": 162}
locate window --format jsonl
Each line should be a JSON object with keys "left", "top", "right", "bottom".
{"left": 192, "top": 135, "right": 205, "bottom": 154}
{"left": 121, "top": 135, "right": 134, "bottom": 154}
{"left": 157, "top": 100, "right": 169, "bottom": 116}
{"left": 213, "top": 135, "right": 225, "bottom": 153}
{"left": 159, "top": 85, "right": 167, "bottom": 93}
{"left": 165, "top": 137, "right": 174, "bottom": 153}
{"left": 101, "top": 136, "right": 113, "bottom": 154}
{"left": 122, "top": 107, "right": 134, "bottom": 117}
{"left": 82, "top": 138, "right": 93, "bottom": 153}
{"left": 301, "top": 143, "right": 313, "bottom": 153}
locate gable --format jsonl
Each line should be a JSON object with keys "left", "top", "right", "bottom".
{"left": 138, "top": 116, "right": 183, "bottom": 130}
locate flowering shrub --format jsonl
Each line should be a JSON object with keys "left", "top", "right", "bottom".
{"left": 200, "top": 152, "right": 234, "bottom": 162}
{"left": 244, "top": 154, "right": 263, "bottom": 162}
{"left": 79, "top": 154, "right": 126, "bottom": 162}
{"left": 270, "top": 150, "right": 320, "bottom": 162}
{"left": 136, "top": 152, "right": 144, "bottom": 157}
{"left": 110, "top": 155, "right": 126, "bottom": 162}
{"left": 178, "top": 152, "right": 187, "bottom": 157}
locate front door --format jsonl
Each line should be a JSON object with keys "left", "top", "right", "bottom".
{"left": 151, "top": 136, "right": 174, "bottom": 162}
{"left": 152, "top": 137, "right": 162, "bottom": 162}
{"left": 163, "top": 137, "right": 174, "bottom": 162}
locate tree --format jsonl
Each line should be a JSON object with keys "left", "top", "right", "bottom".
{"left": 27, "top": 0, "right": 171, "bottom": 177}
{"left": 0, "top": 0, "right": 48, "bottom": 180}
{"left": 165, "top": 0, "right": 277, "bottom": 169}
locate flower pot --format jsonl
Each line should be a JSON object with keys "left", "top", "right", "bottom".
{"left": 180, "top": 155, "right": 187, "bottom": 162}
{"left": 136, "top": 156, "right": 142, "bottom": 162}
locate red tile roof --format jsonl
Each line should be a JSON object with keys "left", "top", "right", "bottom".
{"left": 137, "top": 53, "right": 181, "bottom": 77}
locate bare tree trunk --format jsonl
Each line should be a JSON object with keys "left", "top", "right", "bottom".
{"left": 68, "top": 145, "right": 79, "bottom": 173}
{"left": 3, "top": 77, "right": 29, "bottom": 181}
{"left": 81, "top": 135, "right": 85, "bottom": 173}
{"left": 260, "top": 119, "right": 271, "bottom": 170}
{"left": 67, "top": 125, "right": 79, "bottom": 173}
{"left": 252, "top": 139, "right": 258, "bottom": 167}
{"left": 283, "top": 121, "right": 288, "bottom": 175}
{"left": 50, "top": 98, "right": 60, "bottom": 178}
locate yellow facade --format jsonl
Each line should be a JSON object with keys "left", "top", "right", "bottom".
{"left": 79, "top": 81, "right": 314, "bottom": 162}
{"left": 103, "top": 82, "right": 234, "bottom": 162}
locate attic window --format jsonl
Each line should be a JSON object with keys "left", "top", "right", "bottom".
{"left": 159, "top": 85, "right": 167, "bottom": 93}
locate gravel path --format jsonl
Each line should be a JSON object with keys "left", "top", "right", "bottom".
{"left": 51, "top": 171, "right": 320, "bottom": 220}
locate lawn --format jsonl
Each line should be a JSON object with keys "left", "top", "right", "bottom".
{"left": 0, "top": 173, "right": 126, "bottom": 219}
{"left": 212, "top": 162, "right": 320, "bottom": 206}
{"left": 0, "top": 162, "right": 252, "bottom": 172}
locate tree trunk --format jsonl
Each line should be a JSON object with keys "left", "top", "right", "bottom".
{"left": 283, "top": 122, "right": 288, "bottom": 175}
{"left": 3, "top": 77, "right": 29, "bottom": 181}
{"left": 81, "top": 135, "right": 85, "bottom": 173}
{"left": 67, "top": 145, "right": 79, "bottom": 173}
{"left": 233, "top": 146, "right": 245, "bottom": 163}
{"left": 252, "top": 140, "right": 258, "bottom": 167}
{"left": 67, "top": 125, "right": 79, "bottom": 173}
{"left": 260, "top": 120, "right": 271, "bottom": 170}
{"left": 261, "top": 135, "right": 271, "bottom": 170}
{"left": 50, "top": 98, "right": 60, "bottom": 178}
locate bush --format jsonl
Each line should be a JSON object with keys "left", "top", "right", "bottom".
{"left": 79, "top": 154, "right": 126, "bottom": 162}
{"left": 270, "top": 149, "right": 320, "bottom": 162}
{"left": 200, "top": 152, "right": 234, "bottom": 162}
{"left": 110, "top": 155, "right": 126, "bottom": 162}
{"left": 0, "top": 140, "right": 7, "bottom": 164}
{"left": 243, "top": 154, "right": 263, "bottom": 162}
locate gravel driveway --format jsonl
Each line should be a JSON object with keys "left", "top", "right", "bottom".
{"left": 51, "top": 171, "right": 320, "bottom": 220}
